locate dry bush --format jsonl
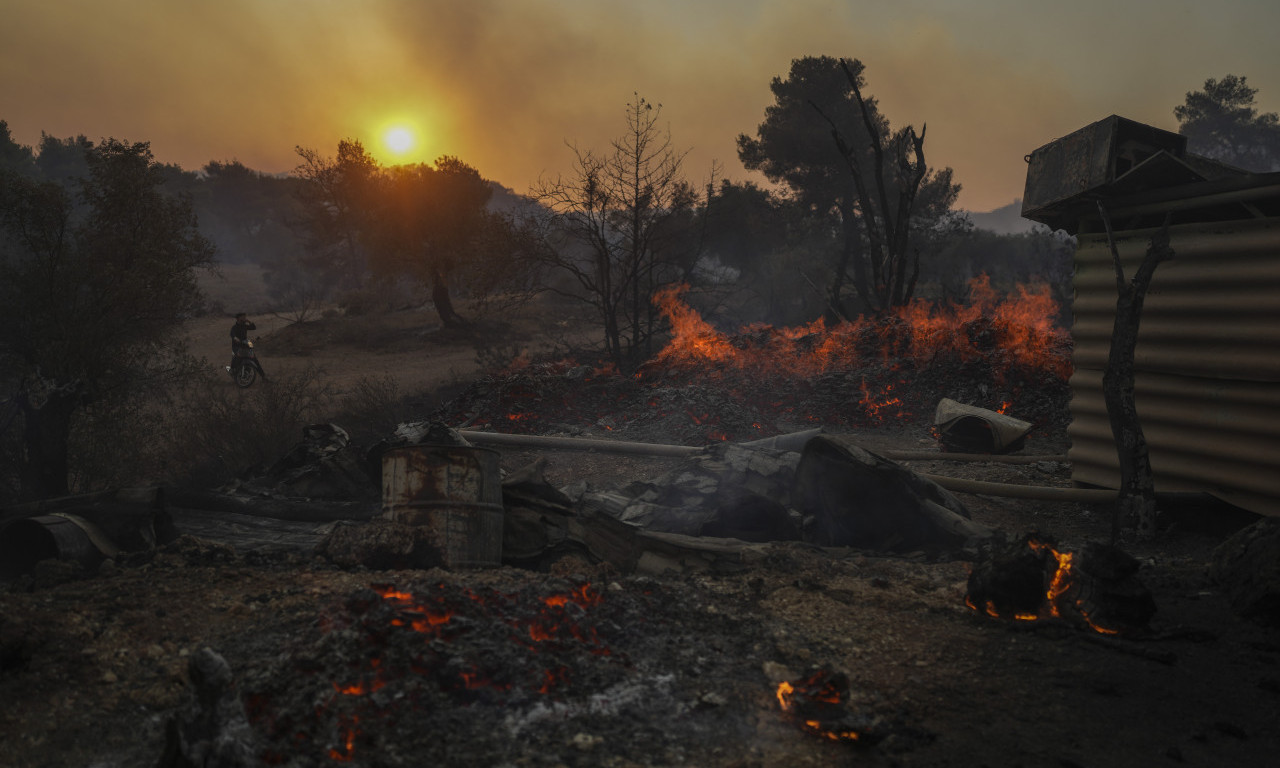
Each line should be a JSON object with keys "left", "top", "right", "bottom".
{"left": 148, "top": 366, "right": 336, "bottom": 488}
{"left": 0, "top": 357, "right": 206, "bottom": 502}
{"left": 66, "top": 394, "right": 164, "bottom": 494}
{"left": 331, "top": 375, "right": 419, "bottom": 446}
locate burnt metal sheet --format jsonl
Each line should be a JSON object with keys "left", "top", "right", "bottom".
{"left": 1068, "top": 218, "right": 1280, "bottom": 516}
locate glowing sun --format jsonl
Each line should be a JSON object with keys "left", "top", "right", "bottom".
{"left": 383, "top": 127, "right": 415, "bottom": 155}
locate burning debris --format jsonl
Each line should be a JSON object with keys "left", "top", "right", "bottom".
{"left": 650, "top": 277, "right": 1069, "bottom": 382}
{"left": 965, "top": 533, "right": 1157, "bottom": 635}
{"left": 775, "top": 668, "right": 874, "bottom": 744}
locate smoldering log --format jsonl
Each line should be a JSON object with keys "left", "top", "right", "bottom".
{"left": 156, "top": 647, "right": 260, "bottom": 768}
{"left": 966, "top": 533, "right": 1156, "bottom": 634}
{"left": 164, "top": 488, "right": 379, "bottom": 523}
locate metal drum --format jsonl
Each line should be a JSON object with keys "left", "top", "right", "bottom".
{"left": 0, "top": 514, "right": 105, "bottom": 577}
{"left": 380, "top": 445, "right": 503, "bottom": 568}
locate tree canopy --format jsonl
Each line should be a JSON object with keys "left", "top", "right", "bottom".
{"left": 738, "top": 56, "right": 959, "bottom": 318}
{"left": 293, "top": 139, "right": 381, "bottom": 295}
{"left": 366, "top": 155, "right": 495, "bottom": 328}
{"left": 0, "top": 138, "right": 214, "bottom": 498}
{"left": 1175, "top": 74, "right": 1280, "bottom": 172}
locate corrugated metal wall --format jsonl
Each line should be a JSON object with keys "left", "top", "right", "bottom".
{"left": 1069, "top": 217, "right": 1280, "bottom": 516}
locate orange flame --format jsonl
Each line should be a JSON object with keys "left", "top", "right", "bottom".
{"left": 970, "top": 538, "right": 1121, "bottom": 635}
{"left": 774, "top": 673, "right": 861, "bottom": 742}
{"left": 651, "top": 276, "right": 1069, "bottom": 382}
{"left": 328, "top": 715, "right": 360, "bottom": 761}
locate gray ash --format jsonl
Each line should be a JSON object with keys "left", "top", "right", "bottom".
{"left": 241, "top": 574, "right": 774, "bottom": 766}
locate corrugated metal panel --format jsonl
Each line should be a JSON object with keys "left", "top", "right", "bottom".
{"left": 1068, "top": 217, "right": 1280, "bottom": 516}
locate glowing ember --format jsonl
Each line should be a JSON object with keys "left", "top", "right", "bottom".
{"left": 774, "top": 669, "right": 863, "bottom": 742}
{"left": 247, "top": 576, "right": 768, "bottom": 766}
{"left": 294, "top": 581, "right": 619, "bottom": 762}
{"left": 328, "top": 715, "right": 359, "bottom": 761}
{"left": 859, "top": 379, "right": 904, "bottom": 425}
{"left": 966, "top": 536, "right": 1138, "bottom": 635}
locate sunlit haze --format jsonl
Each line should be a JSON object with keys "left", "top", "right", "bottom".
{"left": 3, "top": 0, "right": 1278, "bottom": 211}
{"left": 383, "top": 127, "right": 416, "bottom": 158}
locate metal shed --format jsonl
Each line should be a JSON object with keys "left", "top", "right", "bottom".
{"left": 1022, "top": 116, "right": 1280, "bottom": 516}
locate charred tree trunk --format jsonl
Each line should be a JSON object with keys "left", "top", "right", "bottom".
{"left": 430, "top": 265, "right": 467, "bottom": 329}
{"left": 18, "top": 384, "right": 77, "bottom": 500}
{"left": 827, "top": 196, "right": 866, "bottom": 323}
{"left": 811, "top": 60, "right": 929, "bottom": 315}
{"left": 1096, "top": 204, "right": 1175, "bottom": 542}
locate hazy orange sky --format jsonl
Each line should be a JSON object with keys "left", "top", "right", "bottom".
{"left": 4, "top": 0, "right": 1278, "bottom": 212}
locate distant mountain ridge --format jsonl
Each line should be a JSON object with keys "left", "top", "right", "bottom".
{"left": 965, "top": 199, "right": 1036, "bottom": 235}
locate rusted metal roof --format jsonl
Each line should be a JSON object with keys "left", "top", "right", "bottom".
{"left": 1022, "top": 116, "right": 1188, "bottom": 232}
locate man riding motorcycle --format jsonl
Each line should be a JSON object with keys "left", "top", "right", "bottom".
{"left": 226, "top": 312, "right": 268, "bottom": 382}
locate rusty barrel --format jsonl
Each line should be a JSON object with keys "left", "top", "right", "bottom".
{"left": 380, "top": 444, "right": 503, "bottom": 568}
{"left": 0, "top": 514, "right": 107, "bottom": 577}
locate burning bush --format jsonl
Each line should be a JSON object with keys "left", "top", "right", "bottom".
{"left": 436, "top": 275, "right": 1072, "bottom": 443}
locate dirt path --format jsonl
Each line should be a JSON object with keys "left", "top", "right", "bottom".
{"left": 183, "top": 311, "right": 486, "bottom": 394}
{"left": 182, "top": 298, "right": 598, "bottom": 397}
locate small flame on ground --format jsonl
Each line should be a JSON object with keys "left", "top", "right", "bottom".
{"left": 774, "top": 672, "right": 861, "bottom": 742}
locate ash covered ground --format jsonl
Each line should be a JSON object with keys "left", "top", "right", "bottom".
{"left": 2, "top": 307, "right": 1278, "bottom": 767}
{"left": 3, "top": 415, "right": 1278, "bottom": 767}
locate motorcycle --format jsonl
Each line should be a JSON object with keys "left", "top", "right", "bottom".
{"left": 226, "top": 340, "right": 267, "bottom": 388}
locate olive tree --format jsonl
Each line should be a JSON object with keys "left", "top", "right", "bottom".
{"left": 0, "top": 138, "right": 214, "bottom": 499}
{"left": 365, "top": 156, "right": 495, "bottom": 328}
